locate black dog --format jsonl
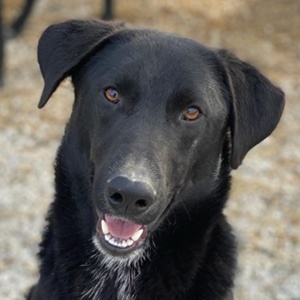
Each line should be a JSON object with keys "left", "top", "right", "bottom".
{"left": 28, "top": 20, "right": 284, "bottom": 300}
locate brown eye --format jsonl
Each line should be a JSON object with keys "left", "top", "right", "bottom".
{"left": 104, "top": 87, "right": 120, "bottom": 103}
{"left": 182, "top": 106, "right": 201, "bottom": 121}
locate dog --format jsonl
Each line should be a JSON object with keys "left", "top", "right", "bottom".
{"left": 28, "top": 20, "right": 284, "bottom": 300}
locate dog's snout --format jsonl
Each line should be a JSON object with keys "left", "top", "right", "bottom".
{"left": 107, "top": 176, "right": 155, "bottom": 215}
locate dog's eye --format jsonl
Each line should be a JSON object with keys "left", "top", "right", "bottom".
{"left": 182, "top": 106, "right": 201, "bottom": 121}
{"left": 104, "top": 87, "right": 120, "bottom": 103}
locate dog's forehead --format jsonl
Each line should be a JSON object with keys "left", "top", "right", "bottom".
{"left": 117, "top": 29, "right": 207, "bottom": 55}
{"left": 86, "top": 29, "right": 218, "bottom": 80}
{"left": 123, "top": 30, "right": 213, "bottom": 67}
{"left": 80, "top": 29, "right": 222, "bottom": 96}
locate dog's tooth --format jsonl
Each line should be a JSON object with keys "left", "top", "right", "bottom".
{"left": 131, "top": 229, "right": 143, "bottom": 242}
{"left": 122, "top": 240, "right": 127, "bottom": 248}
{"left": 104, "top": 234, "right": 110, "bottom": 241}
{"left": 127, "top": 239, "right": 134, "bottom": 246}
{"left": 101, "top": 220, "right": 109, "bottom": 235}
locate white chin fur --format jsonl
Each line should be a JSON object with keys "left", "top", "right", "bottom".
{"left": 82, "top": 236, "right": 149, "bottom": 300}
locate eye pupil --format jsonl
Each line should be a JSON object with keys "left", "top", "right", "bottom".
{"left": 104, "top": 87, "right": 120, "bottom": 102}
{"left": 183, "top": 106, "right": 201, "bottom": 121}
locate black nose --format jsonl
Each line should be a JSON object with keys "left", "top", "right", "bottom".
{"left": 107, "top": 176, "right": 155, "bottom": 216}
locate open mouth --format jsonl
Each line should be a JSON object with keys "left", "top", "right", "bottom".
{"left": 96, "top": 214, "right": 147, "bottom": 254}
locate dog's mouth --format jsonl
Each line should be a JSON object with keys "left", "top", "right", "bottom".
{"left": 96, "top": 214, "right": 147, "bottom": 254}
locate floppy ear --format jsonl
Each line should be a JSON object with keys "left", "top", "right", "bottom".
{"left": 216, "top": 49, "right": 285, "bottom": 169}
{"left": 37, "top": 19, "right": 125, "bottom": 108}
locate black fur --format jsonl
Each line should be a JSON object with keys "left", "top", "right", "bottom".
{"left": 29, "top": 20, "right": 285, "bottom": 300}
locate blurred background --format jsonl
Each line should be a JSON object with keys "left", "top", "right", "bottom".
{"left": 0, "top": 0, "right": 299, "bottom": 299}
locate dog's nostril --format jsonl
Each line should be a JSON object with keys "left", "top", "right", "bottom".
{"left": 135, "top": 199, "right": 147, "bottom": 208}
{"left": 110, "top": 192, "right": 123, "bottom": 203}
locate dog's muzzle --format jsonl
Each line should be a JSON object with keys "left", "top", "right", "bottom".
{"left": 95, "top": 176, "right": 156, "bottom": 255}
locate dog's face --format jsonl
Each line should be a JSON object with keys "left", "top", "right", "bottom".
{"left": 72, "top": 32, "right": 230, "bottom": 256}
{"left": 37, "top": 20, "right": 284, "bottom": 258}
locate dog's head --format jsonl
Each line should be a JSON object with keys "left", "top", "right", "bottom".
{"left": 38, "top": 20, "right": 284, "bottom": 258}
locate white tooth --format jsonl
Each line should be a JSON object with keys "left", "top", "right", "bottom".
{"left": 101, "top": 220, "right": 109, "bottom": 235}
{"left": 131, "top": 229, "right": 143, "bottom": 242}
{"left": 122, "top": 240, "right": 127, "bottom": 248}
{"left": 127, "top": 239, "right": 134, "bottom": 246}
{"left": 104, "top": 234, "right": 110, "bottom": 241}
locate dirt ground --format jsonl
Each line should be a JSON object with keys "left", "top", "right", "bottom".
{"left": 0, "top": 0, "right": 299, "bottom": 299}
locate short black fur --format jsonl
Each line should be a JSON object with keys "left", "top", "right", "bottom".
{"left": 28, "top": 20, "right": 284, "bottom": 300}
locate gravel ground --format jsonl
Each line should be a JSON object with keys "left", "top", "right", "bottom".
{"left": 0, "top": 0, "right": 299, "bottom": 299}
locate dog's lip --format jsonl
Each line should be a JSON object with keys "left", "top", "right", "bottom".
{"left": 96, "top": 213, "right": 148, "bottom": 253}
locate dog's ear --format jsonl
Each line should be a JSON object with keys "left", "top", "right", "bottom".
{"left": 37, "top": 20, "right": 124, "bottom": 108}
{"left": 216, "top": 49, "right": 285, "bottom": 169}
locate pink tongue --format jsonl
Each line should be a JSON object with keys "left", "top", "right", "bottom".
{"left": 105, "top": 215, "right": 142, "bottom": 239}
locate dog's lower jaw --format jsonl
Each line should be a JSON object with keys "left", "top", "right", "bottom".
{"left": 92, "top": 234, "right": 147, "bottom": 264}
